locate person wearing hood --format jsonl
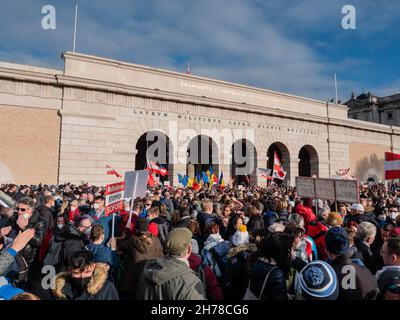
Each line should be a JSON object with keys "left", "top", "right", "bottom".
{"left": 295, "top": 198, "right": 317, "bottom": 229}
{"left": 201, "top": 220, "right": 231, "bottom": 280}
{"left": 52, "top": 250, "right": 118, "bottom": 300}
{"left": 147, "top": 206, "right": 170, "bottom": 247}
{"left": 223, "top": 225, "right": 258, "bottom": 299}
{"left": 325, "top": 227, "right": 378, "bottom": 300}
{"left": 188, "top": 253, "right": 223, "bottom": 300}
{"left": 116, "top": 217, "right": 163, "bottom": 300}
{"left": 44, "top": 215, "right": 91, "bottom": 273}
{"left": 136, "top": 228, "right": 206, "bottom": 300}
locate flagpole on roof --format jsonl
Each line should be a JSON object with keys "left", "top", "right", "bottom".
{"left": 72, "top": 4, "right": 78, "bottom": 52}
{"left": 334, "top": 73, "right": 338, "bottom": 104}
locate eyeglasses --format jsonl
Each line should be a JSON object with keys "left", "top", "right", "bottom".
{"left": 17, "top": 207, "right": 27, "bottom": 212}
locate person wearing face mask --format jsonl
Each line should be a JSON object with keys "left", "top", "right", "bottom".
{"left": 89, "top": 196, "right": 120, "bottom": 244}
{"left": 44, "top": 215, "right": 91, "bottom": 274}
{"left": 7, "top": 197, "right": 46, "bottom": 287}
{"left": 387, "top": 206, "right": 400, "bottom": 225}
{"left": 52, "top": 249, "right": 119, "bottom": 300}
{"left": 68, "top": 200, "right": 80, "bottom": 224}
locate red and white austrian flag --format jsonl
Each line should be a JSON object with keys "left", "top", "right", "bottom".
{"left": 384, "top": 152, "right": 400, "bottom": 180}
{"left": 147, "top": 161, "right": 168, "bottom": 177}
{"left": 337, "top": 168, "right": 350, "bottom": 176}
{"left": 272, "top": 151, "right": 287, "bottom": 180}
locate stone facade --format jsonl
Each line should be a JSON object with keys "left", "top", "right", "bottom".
{"left": 345, "top": 92, "right": 400, "bottom": 127}
{"left": 0, "top": 52, "right": 399, "bottom": 186}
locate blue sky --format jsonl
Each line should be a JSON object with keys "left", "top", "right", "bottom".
{"left": 0, "top": 0, "right": 399, "bottom": 101}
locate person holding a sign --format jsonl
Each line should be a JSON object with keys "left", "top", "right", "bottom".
{"left": 89, "top": 196, "right": 119, "bottom": 244}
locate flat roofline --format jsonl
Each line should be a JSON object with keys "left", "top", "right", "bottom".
{"left": 0, "top": 61, "right": 62, "bottom": 75}
{"left": 63, "top": 51, "right": 347, "bottom": 109}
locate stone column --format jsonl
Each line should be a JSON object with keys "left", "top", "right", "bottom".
{"left": 289, "top": 159, "right": 299, "bottom": 186}
{"left": 256, "top": 156, "right": 268, "bottom": 187}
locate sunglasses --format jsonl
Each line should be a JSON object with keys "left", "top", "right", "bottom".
{"left": 16, "top": 207, "right": 27, "bottom": 212}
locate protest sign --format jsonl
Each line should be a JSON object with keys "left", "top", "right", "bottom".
{"left": 334, "top": 180, "right": 359, "bottom": 203}
{"left": 314, "top": 178, "right": 336, "bottom": 200}
{"left": 296, "top": 177, "right": 315, "bottom": 198}
{"left": 105, "top": 181, "right": 125, "bottom": 216}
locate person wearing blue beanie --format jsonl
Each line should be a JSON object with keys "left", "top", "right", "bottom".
{"left": 325, "top": 226, "right": 378, "bottom": 300}
{"left": 325, "top": 226, "right": 350, "bottom": 256}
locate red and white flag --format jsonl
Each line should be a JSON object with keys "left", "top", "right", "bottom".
{"left": 147, "top": 161, "right": 168, "bottom": 177}
{"left": 337, "top": 168, "right": 350, "bottom": 176}
{"left": 106, "top": 165, "right": 122, "bottom": 178}
{"left": 272, "top": 151, "right": 287, "bottom": 180}
{"left": 384, "top": 152, "right": 400, "bottom": 180}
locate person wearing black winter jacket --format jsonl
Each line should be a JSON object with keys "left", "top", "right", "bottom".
{"left": 52, "top": 250, "right": 119, "bottom": 300}
{"left": 246, "top": 232, "right": 294, "bottom": 300}
{"left": 8, "top": 197, "right": 47, "bottom": 268}
{"left": 44, "top": 216, "right": 91, "bottom": 273}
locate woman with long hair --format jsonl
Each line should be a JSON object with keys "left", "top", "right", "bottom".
{"left": 246, "top": 232, "right": 294, "bottom": 300}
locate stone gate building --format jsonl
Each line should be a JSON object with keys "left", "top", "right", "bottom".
{"left": 0, "top": 52, "right": 399, "bottom": 186}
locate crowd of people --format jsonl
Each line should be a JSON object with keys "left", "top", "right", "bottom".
{"left": 0, "top": 181, "right": 400, "bottom": 300}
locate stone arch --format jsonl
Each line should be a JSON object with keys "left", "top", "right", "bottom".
{"left": 186, "top": 135, "right": 219, "bottom": 178}
{"left": 135, "top": 130, "right": 174, "bottom": 183}
{"left": 231, "top": 139, "right": 257, "bottom": 186}
{"left": 267, "top": 142, "right": 290, "bottom": 184}
{"left": 298, "top": 145, "right": 319, "bottom": 177}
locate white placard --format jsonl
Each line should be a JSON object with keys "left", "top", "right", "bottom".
{"left": 124, "top": 170, "right": 149, "bottom": 199}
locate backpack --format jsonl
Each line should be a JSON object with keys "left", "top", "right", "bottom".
{"left": 43, "top": 239, "right": 65, "bottom": 267}
{"left": 193, "top": 262, "right": 206, "bottom": 284}
{"left": 264, "top": 211, "right": 288, "bottom": 227}
{"left": 243, "top": 266, "right": 277, "bottom": 300}
{"left": 201, "top": 241, "right": 230, "bottom": 279}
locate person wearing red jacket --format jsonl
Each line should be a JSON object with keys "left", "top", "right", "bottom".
{"left": 307, "top": 221, "right": 329, "bottom": 261}
{"left": 118, "top": 203, "right": 142, "bottom": 236}
{"left": 295, "top": 198, "right": 317, "bottom": 229}
{"left": 188, "top": 253, "right": 223, "bottom": 300}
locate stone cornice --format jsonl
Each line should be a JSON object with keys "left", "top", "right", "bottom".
{"left": 56, "top": 74, "right": 329, "bottom": 125}
{"left": 59, "top": 109, "right": 116, "bottom": 120}
{"left": 0, "top": 66, "right": 61, "bottom": 85}
{"left": 62, "top": 51, "right": 348, "bottom": 117}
